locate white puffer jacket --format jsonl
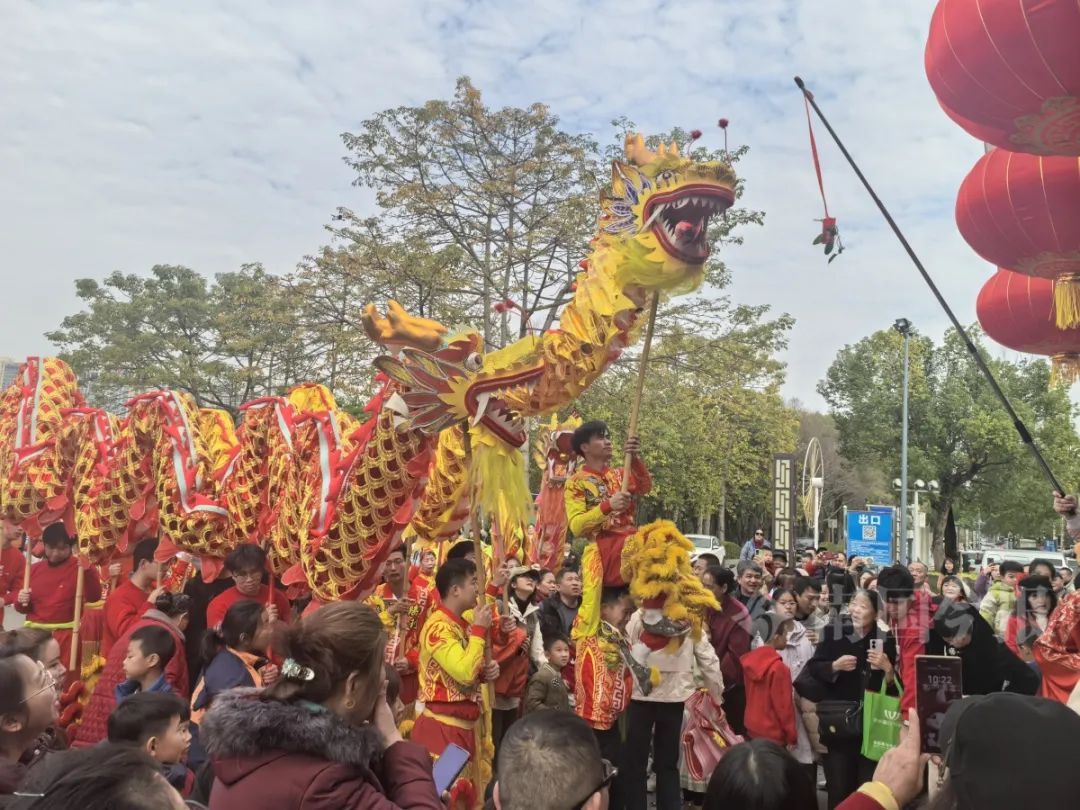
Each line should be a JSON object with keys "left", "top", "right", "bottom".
{"left": 625, "top": 610, "right": 725, "bottom": 704}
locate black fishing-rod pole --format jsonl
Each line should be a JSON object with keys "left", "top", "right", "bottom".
{"left": 794, "top": 75, "right": 1065, "bottom": 495}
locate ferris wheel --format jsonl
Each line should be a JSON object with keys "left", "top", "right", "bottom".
{"left": 801, "top": 437, "right": 825, "bottom": 548}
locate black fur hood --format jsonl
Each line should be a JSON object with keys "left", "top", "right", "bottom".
{"left": 200, "top": 688, "right": 382, "bottom": 768}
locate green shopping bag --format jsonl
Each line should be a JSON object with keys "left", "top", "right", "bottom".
{"left": 861, "top": 680, "right": 904, "bottom": 762}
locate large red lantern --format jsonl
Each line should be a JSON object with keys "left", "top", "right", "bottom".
{"left": 925, "top": 0, "right": 1080, "bottom": 156}
{"left": 956, "top": 148, "right": 1080, "bottom": 327}
{"left": 977, "top": 268, "right": 1080, "bottom": 384}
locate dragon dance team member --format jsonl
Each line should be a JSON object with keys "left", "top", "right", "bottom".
{"left": 205, "top": 545, "right": 291, "bottom": 631}
{"left": 409, "top": 548, "right": 438, "bottom": 595}
{"left": 411, "top": 558, "right": 499, "bottom": 808}
{"left": 101, "top": 537, "right": 167, "bottom": 655}
{"left": 15, "top": 523, "right": 102, "bottom": 672}
{"left": 564, "top": 421, "right": 651, "bottom": 588}
{"left": 1, "top": 521, "right": 26, "bottom": 626}
{"left": 573, "top": 584, "right": 635, "bottom": 810}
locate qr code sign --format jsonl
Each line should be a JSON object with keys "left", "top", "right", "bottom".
{"left": 862, "top": 526, "right": 877, "bottom": 541}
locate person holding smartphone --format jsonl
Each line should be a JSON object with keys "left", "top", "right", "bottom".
{"left": 805, "top": 590, "right": 897, "bottom": 810}
{"left": 199, "top": 600, "right": 442, "bottom": 809}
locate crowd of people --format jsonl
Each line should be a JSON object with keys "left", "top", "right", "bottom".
{"left": 2, "top": 428, "right": 1080, "bottom": 809}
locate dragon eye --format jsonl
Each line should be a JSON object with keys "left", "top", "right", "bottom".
{"left": 658, "top": 170, "right": 676, "bottom": 185}
{"left": 464, "top": 353, "right": 483, "bottom": 371}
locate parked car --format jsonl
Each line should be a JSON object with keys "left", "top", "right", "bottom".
{"left": 977, "top": 548, "right": 1068, "bottom": 571}
{"left": 686, "top": 534, "right": 725, "bottom": 565}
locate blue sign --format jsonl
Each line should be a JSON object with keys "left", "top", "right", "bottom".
{"left": 846, "top": 509, "right": 894, "bottom": 566}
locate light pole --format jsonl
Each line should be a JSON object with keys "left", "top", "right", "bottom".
{"left": 893, "top": 318, "right": 912, "bottom": 565}
{"left": 893, "top": 478, "right": 939, "bottom": 563}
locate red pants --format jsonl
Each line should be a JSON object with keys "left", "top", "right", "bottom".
{"left": 412, "top": 709, "right": 480, "bottom": 809}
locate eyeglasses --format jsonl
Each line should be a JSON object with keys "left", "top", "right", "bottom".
{"left": 570, "top": 759, "right": 617, "bottom": 810}
{"left": 231, "top": 570, "right": 263, "bottom": 582}
{"left": 21, "top": 661, "right": 56, "bottom": 703}
{"left": 754, "top": 531, "right": 764, "bottom": 536}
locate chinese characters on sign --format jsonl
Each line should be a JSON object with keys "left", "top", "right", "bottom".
{"left": 845, "top": 508, "right": 894, "bottom": 566}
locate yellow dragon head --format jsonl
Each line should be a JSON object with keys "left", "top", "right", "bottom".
{"left": 601, "top": 133, "right": 737, "bottom": 292}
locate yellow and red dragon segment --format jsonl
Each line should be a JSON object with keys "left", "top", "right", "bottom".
{"left": 403, "top": 426, "right": 470, "bottom": 550}
{"left": 0, "top": 357, "right": 85, "bottom": 535}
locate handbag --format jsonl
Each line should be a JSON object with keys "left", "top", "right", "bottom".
{"left": 793, "top": 664, "right": 829, "bottom": 703}
{"left": 816, "top": 699, "right": 863, "bottom": 744}
{"left": 680, "top": 690, "right": 745, "bottom": 783}
{"left": 861, "top": 680, "right": 904, "bottom": 761}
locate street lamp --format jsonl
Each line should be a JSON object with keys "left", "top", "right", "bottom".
{"left": 893, "top": 318, "right": 913, "bottom": 565}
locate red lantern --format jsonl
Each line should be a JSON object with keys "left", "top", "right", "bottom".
{"left": 925, "top": 0, "right": 1080, "bottom": 156}
{"left": 955, "top": 148, "right": 1080, "bottom": 327}
{"left": 977, "top": 268, "right": 1080, "bottom": 384}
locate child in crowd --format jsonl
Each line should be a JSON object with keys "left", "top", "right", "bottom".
{"left": 384, "top": 664, "right": 406, "bottom": 727}
{"left": 107, "top": 691, "right": 193, "bottom": 795}
{"left": 739, "top": 612, "right": 797, "bottom": 749}
{"left": 115, "top": 624, "right": 177, "bottom": 704}
{"left": 526, "top": 633, "right": 572, "bottom": 713}
{"left": 980, "top": 560, "right": 1022, "bottom": 636}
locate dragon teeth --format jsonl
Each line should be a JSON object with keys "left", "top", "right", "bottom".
{"left": 471, "top": 391, "right": 491, "bottom": 427}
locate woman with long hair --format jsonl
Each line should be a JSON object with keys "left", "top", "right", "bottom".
{"left": 1004, "top": 575, "right": 1056, "bottom": 657}
{"left": 189, "top": 599, "right": 272, "bottom": 724}
{"left": 199, "top": 601, "right": 440, "bottom": 809}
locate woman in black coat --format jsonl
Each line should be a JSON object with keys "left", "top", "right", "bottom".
{"left": 804, "top": 589, "right": 897, "bottom": 810}
{"left": 925, "top": 601, "right": 1040, "bottom": 696}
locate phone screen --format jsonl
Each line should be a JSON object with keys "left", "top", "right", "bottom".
{"left": 433, "top": 743, "right": 471, "bottom": 795}
{"left": 915, "top": 655, "right": 963, "bottom": 754}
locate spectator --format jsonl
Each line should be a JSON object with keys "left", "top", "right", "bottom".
{"left": 181, "top": 559, "right": 234, "bottom": 687}
{"left": 493, "top": 710, "right": 614, "bottom": 810}
{"left": 805, "top": 590, "right": 897, "bottom": 809}
{"left": 1005, "top": 575, "right": 1055, "bottom": 656}
{"left": 792, "top": 577, "right": 824, "bottom": 644}
{"left": 702, "top": 739, "right": 816, "bottom": 810}
{"left": 506, "top": 566, "right": 544, "bottom": 668}
{"left": 7, "top": 744, "right": 188, "bottom": 810}
{"left": 624, "top": 601, "right": 724, "bottom": 810}
{"left": 1059, "top": 566, "right": 1074, "bottom": 594}
{"left": 771, "top": 568, "right": 798, "bottom": 597}
{"left": 939, "top": 556, "right": 959, "bottom": 578}
{"left": 934, "top": 575, "right": 970, "bottom": 607}
{"left": 73, "top": 591, "right": 191, "bottom": 748}
{"left": 824, "top": 568, "right": 856, "bottom": 615}
{"left": 107, "top": 691, "right": 193, "bottom": 795}
{"left": 190, "top": 600, "right": 274, "bottom": 725}
{"left": 1027, "top": 558, "right": 1057, "bottom": 581}
{"left": 691, "top": 553, "right": 721, "bottom": 579}
{"left": 200, "top": 601, "right": 441, "bottom": 809}
{"left": 876, "top": 565, "right": 930, "bottom": 716}
{"left": 205, "top": 545, "right": 291, "bottom": 631}
{"left": 538, "top": 569, "right": 581, "bottom": 642}
{"left": 734, "top": 561, "right": 770, "bottom": 619}
{"left": 115, "top": 624, "right": 177, "bottom": 704}
{"left": 927, "top": 601, "right": 1039, "bottom": 695}
{"left": 525, "top": 634, "right": 572, "bottom": 713}
{"left": 972, "top": 562, "right": 999, "bottom": 603}
{"left": 740, "top": 613, "right": 797, "bottom": 749}
{"left": 101, "top": 537, "right": 165, "bottom": 655}
{"left": 765, "top": 590, "right": 816, "bottom": 780}
{"left": 535, "top": 570, "right": 556, "bottom": 603}
{"left": 0, "top": 653, "right": 58, "bottom": 803}
{"left": 383, "top": 665, "right": 405, "bottom": 727}
{"left": 929, "top": 693, "right": 1080, "bottom": 810}
{"left": 798, "top": 549, "right": 817, "bottom": 577}
{"left": 979, "top": 560, "right": 1022, "bottom": 636}
{"left": 739, "top": 528, "right": 771, "bottom": 562}
{"left": 1, "top": 629, "right": 65, "bottom": 699}
{"left": 701, "top": 565, "right": 752, "bottom": 734}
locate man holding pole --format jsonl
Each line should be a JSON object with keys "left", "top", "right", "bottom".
{"left": 564, "top": 421, "right": 651, "bottom": 588}
{"left": 1, "top": 520, "right": 26, "bottom": 626}
{"left": 15, "top": 523, "right": 102, "bottom": 671}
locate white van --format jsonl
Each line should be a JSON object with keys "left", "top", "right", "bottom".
{"left": 978, "top": 548, "right": 1067, "bottom": 571}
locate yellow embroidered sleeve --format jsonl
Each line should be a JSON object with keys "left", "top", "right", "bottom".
{"left": 429, "top": 621, "right": 486, "bottom": 685}
{"left": 565, "top": 476, "right": 607, "bottom": 538}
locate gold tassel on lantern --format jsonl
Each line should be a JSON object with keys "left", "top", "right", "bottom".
{"left": 1050, "top": 353, "right": 1080, "bottom": 387}
{"left": 1054, "top": 274, "right": 1080, "bottom": 329}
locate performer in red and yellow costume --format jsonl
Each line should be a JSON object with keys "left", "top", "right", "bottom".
{"left": 565, "top": 420, "right": 651, "bottom": 587}
{"left": 412, "top": 557, "right": 499, "bottom": 810}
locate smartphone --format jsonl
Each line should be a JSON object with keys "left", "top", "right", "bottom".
{"left": 915, "top": 655, "right": 963, "bottom": 754}
{"left": 869, "top": 639, "right": 884, "bottom": 654}
{"left": 433, "top": 743, "right": 471, "bottom": 795}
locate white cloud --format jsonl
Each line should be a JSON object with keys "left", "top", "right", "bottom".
{"left": 1, "top": 0, "right": 1006, "bottom": 410}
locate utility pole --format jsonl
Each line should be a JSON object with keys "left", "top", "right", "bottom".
{"left": 894, "top": 318, "right": 912, "bottom": 566}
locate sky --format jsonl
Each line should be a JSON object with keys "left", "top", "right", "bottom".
{"left": 0, "top": 0, "right": 1014, "bottom": 410}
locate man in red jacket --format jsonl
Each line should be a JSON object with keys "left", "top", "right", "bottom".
{"left": 877, "top": 565, "right": 930, "bottom": 716}
{"left": 101, "top": 537, "right": 166, "bottom": 654}
{"left": 0, "top": 520, "right": 26, "bottom": 625}
{"left": 740, "top": 613, "right": 797, "bottom": 748}
{"left": 205, "top": 544, "right": 290, "bottom": 630}
{"left": 15, "top": 523, "right": 102, "bottom": 670}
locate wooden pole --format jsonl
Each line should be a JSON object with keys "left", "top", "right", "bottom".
{"left": 460, "top": 425, "right": 495, "bottom": 707}
{"left": 69, "top": 564, "right": 86, "bottom": 671}
{"left": 621, "top": 292, "right": 660, "bottom": 493}
{"left": 23, "top": 535, "right": 32, "bottom": 591}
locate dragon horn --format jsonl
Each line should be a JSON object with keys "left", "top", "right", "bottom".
{"left": 624, "top": 132, "right": 657, "bottom": 167}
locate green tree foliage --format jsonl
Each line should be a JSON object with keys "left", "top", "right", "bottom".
{"left": 818, "top": 326, "right": 1080, "bottom": 560}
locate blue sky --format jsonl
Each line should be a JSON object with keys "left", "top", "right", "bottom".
{"left": 0, "top": 0, "right": 1006, "bottom": 409}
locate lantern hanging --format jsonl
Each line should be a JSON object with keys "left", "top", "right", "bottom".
{"left": 925, "top": 0, "right": 1080, "bottom": 157}
{"left": 955, "top": 149, "right": 1080, "bottom": 328}
{"left": 977, "top": 267, "right": 1080, "bottom": 385}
